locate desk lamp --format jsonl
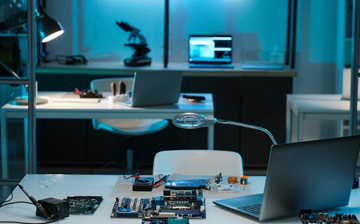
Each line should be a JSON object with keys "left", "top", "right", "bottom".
{"left": 0, "top": 5, "right": 64, "bottom": 105}
{"left": 172, "top": 112, "right": 278, "bottom": 145}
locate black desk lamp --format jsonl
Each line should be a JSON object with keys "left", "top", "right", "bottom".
{"left": 0, "top": 5, "right": 64, "bottom": 105}
{"left": 172, "top": 112, "right": 278, "bottom": 145}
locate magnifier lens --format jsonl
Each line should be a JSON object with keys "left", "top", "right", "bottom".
{"left": 175, "top": 115, "right": 204, "bottom": 128}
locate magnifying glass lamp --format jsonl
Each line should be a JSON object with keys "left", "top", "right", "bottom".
{"left": 172, "top": 113, "right": 278, "bottom": 145}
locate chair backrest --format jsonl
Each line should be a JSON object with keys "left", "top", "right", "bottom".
{"left": 153, "top": 150, "right": 243, "bottom": 176}
{"left": 90, "top": 77, "right": 134, "bottom": 92}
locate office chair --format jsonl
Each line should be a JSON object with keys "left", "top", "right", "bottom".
{"left": 90, "top": 78, "right": 168, "bottom": 170}
{"left": 153, "top": 150, "right": 243, "bottom": 176}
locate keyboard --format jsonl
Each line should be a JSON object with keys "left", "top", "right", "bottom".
{"left": 238, "top": 203, "right": 262, "bottom": 215}
{"left": 189, "top": 63, "right": 234, "bottom": 68}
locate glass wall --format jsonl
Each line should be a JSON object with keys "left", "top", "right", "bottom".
{"left": 45, "top": 0, "right": 288, "bottom": 65}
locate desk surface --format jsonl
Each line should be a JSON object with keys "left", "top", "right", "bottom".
{"left": 287, "top": 94, "right": 359, "bottom": 114}
{"left": 1, "top": 92, "right": 214, "bottom": 119}
{"left": 36, "top": 61, "right": 297, "bottom": 77}
{"left": 0, "top": 174, "right": 359, "bottom": 224}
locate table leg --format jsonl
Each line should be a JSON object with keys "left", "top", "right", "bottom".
{"left": 127, "top": 149, "right": 133, "bottom": 170}
{"left": 297, "top": 112, "right": 305, "bottom": 142}
{"left": 208, "top": 126, "right": 214, "bottom": 150}
{"left": 1, "top": 110, "right": 8, "bottom": 180}
{"left": 24, "top": 118, "right": 29, "bottom": 174}
{"left": 286, "top": 99, "right": 291, "bottom": 143}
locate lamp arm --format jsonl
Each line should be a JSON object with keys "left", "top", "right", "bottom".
{"left": 0, "top": 15, "right": 43, "bottom": 33}
{"left": 0, "top": 60, "right": 20, "bottom": 79}
{"left": 217, "top": 120, "right": 278, "bottom": 145}
{"left": 0, "top": 15, "right": 44, "bottom": 79}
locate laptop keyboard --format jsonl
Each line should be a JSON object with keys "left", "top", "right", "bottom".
{"left": 189, "top": 63, "right": 233, "bottom": 68}
{"left": 238, "top": 203, "right": 262, "bottom": 215}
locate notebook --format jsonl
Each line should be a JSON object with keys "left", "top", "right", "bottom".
{"left": 213, "top": 135, "right": 360, "bottom": 221}
{"left": 188, "top": 35, "right": 233, "bottom": 68}
{"left": 117, "top": 71, "right": 183, "bottom": 107}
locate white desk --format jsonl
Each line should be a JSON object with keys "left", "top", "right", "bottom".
{"left": 1, "top": 174, "right": 359, "bottom": 224}
{"left": 1, "top": 92, "right": 214, "bottom": 179}
{"left": 285, "top": 94, "right": 358, "bottom": 143}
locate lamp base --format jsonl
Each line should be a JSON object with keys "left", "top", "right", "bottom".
{"left": 9, "top": 97, "right": 48, "bottom": 105}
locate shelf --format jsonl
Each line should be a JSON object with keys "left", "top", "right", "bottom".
{"left": 36, "top": 61, "right": 296, "bottom": 77}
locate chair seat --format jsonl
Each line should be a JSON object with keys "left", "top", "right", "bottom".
{"left": 153, "top": 150, "right": 243, "bottom": 176}
{"left": 93, "top": 119, "right": 168, "bottom": 136}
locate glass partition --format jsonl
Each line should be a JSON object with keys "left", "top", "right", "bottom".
{"left": 0, "top": 0, "right": 30, "bottom": 202}
{"left": 168, "top": 0, "right": 288, "bottom": 64}
{"left": 0, "top": 0, "right": 29, "bottom": 79}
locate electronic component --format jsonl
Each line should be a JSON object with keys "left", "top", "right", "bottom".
{"left": 300, "top": 210, "right": 359, "bottom": 224}
{"left": 65, "top": 196, "right": 103, "bottom": 214}
{"left": 79, "top": 89, "right": 103, "bottom": 98}
{"left": 142, "top": 217, "right": 189, "bottom": 224}
{"left": 164, "top": 179, "right": 209, "bottom": 190}
{"left": 18, "top": 185, "right": 52, "bottom": 220}
{"left": 133, "top": 177, "right": 154, "bottom": 191}
{"left": 210, "top": 183, "right": 241, "bottom": 193}
{"left": 227, "top": 176, "right": 237, "bottom": 184}
{"left": 182, "top": 95, "right": 206, "bottom": 102}
{"left": 111, "top": 189, "right": 206, "bottom": 219}
{"left": 37, "top": 197, "right": 69, "bottom": 220}
{"left": 239, "top": 176, "right": 249, "bottom": 185}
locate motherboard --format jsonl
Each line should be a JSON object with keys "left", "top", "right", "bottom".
{"left": 141, "top": 217, "right": 189, "bottom": 224}
{"left": 164, "top": 179, "right": 210, "bottom": 190}
{"left": 65, "top": 196, "right": 103, "bottom": 214}
{"left": 300, "top": 210, "right": 359, "bottom": 224}
{"left": 111, "top": 189, "right": 205, "bottom": 219}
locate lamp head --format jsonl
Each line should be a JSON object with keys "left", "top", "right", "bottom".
{"left": 35, "top": 5, "right": 64, "bottom": 43}
{"left": 172, "top": 113, "right": 217, "bottom": 129}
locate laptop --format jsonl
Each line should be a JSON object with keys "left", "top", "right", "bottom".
{"left": 188, "top": 35, "right": 233, "bottom": 68}
{"left": 117, "top": 71, "right": 183, "bottom": 107}
{"left": 213, "top": 135, "right": 360, "bottom": 221}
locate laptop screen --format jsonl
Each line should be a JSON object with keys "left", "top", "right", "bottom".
{"left": 188, "top": 35, "right": 232, "bottom": 64}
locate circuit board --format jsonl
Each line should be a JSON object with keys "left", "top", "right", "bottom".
{"left": 164, "top": 179, "right": 209, "bottom": 190}
{"left": 65, "top": 196, "right": 103, "bottom": 214}
{"left": 111, "top": 189, "right": 205, "bottom": 219}
{"left": 300, "top": 210, "right": 359, "bottom": 224}
{"left": 142, "top": 217, "right": 189, "bottom": 224}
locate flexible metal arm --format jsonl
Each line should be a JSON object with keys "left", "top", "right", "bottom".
{"left": 217, "top": 120, "right": 278, "bottom": 145}
{"left": 172, "top": 113, "right": 278, "bottom": 145}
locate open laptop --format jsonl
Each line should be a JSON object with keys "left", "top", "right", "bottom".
{"left": 213, "top": 135, "right": 360, "bottom": 221}
{"left": 188, "top": 35, "right": 233, "bottom": 68}
{"left": 117, "top": 71, "right": 183, "bottom": 107}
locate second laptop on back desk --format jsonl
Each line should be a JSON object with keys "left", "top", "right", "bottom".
{"left": 188, "top": 35, "right": 234, "bottom": 68}
{"left": 117, "top": 71, "right": 183, "bottom": 107}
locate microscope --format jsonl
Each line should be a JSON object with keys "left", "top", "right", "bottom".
{"left": 116, "top": 21, "right": 151, "bottom": 66}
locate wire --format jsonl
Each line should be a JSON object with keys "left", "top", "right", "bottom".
{"left": 0, "top": 185, "right": 60, "bottom": 224}
{"left": 153, "top": 175, "right": 169, "bottom": 188}
{"left": 123, "top": 169, "right": 141, "bottom": 182}
{"left": 0, "top": 217, "right": 59, "bottom": 224}
{"left": 0, "top": 184, "right": 19, "bottom": 206}
{"left": 0, "top": 201, "right": 59, "bottom": 224}
{"left": 0, "top": 201, "right": 33, "bottom": 208}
